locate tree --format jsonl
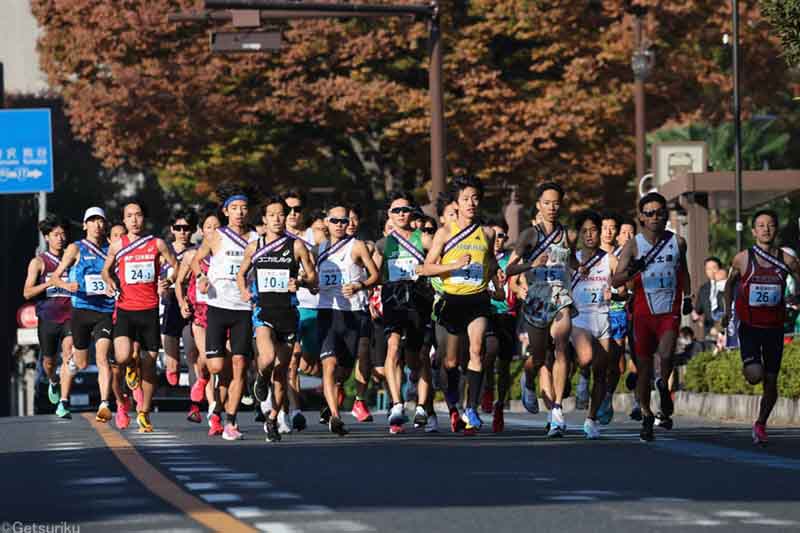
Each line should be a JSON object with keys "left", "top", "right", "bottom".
{"left": 30, "top": 0, "right": 797, "bottom": 214}
{"left": 762, "top": 0, "right": 800, "bottom": 68}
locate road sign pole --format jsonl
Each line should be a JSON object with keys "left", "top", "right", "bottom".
{"left": 429, "top": 2, "right": 445, "bottom": 204}
{"left": 37, "top": 191, "right": 46, "bottom": 253}
{"left": 732, "top": 0, "right": 744, "bottom": 250}
{"left": 0, "top": 62, "right": 8, "bottom": 417}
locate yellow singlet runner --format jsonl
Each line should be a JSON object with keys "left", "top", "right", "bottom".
{"left": 441, "top": 222, "right": 490, "bottom": 295}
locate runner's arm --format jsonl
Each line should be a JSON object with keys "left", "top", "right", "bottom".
{"left": 353, "top": 240, "right": 380, "bottom": 291}
{"left": 23, "top": 257, "right": 48, "bottom": 300}
{"left": 101, "top": 240, "right": 122, "bottom": 295}
{"left": 677, "top": 236, "right": 692, "bottom": 301}
{"left": 174, "top": 248, "right": 196, "bottom": 311}
{"left": 722, "top": 252, "right": 745, "bottom": 326}
{"left": 296, "top": 240, "right": 317, "bottom": 288}
{"left": 236, "top": 241, "right": 257, "bottom": 302}
{"left": 419, "top": 227, "right": 469, "bottom": 277}
{"left": 505, "top": 228, "right": 540, "bottom": 277}
{"left": 610, "top": 239, "right": 638, "bottom": 288}
{"left": 785, "top": 252, "right": 800, "bottom": 285}
{"left": 156, "top": 238, "right": 179, "bottom": 276}
{"left": 190, "top": 236, "right": 214, "bottom": 277}
{"left": 51, "top": 243, "right": 80, "bottom": 293}
{"left": 485, "top": 228, "right": 504, "bottom": 300}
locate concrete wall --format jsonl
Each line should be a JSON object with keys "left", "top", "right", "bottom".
{"left": 0, "top": 0, "right": 49, "bottom": 94}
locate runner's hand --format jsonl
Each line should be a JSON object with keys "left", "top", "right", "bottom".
{"left": 105, "top": 280, "right": 117, "bottom": 297}
{"left": 578, "top": 265, "right": 589, "bottom": 278}
{"left": 241, "top": 289, "right": 252, "bottom": 303}
{"left": 288, "top": 278, "right": 298, "bottom": 293}
{"left": 682, "top": 296, "right": 693, "bottom": 315}
{"left": 627, "top": 257, "right": 646, "bottom": 275}
{"left": 454, "top": 254, "right": 471, "bottom": 269}
{"left": 179, "top": 300, "right": 192, "bottom": 319}
{"left": 531, "top": 252, "right": 549, "bottom": 268}
{"left": 198, "top": 277, "right": 209, "bottom": 294}
{"left": 64, "top": 281, "right": 79, "bottom": 293}
{"left": 603, "top": 286, "right": 612, "bottom": 302}
{"left": 342, "top": 282, "right": 361, "bottom": 298}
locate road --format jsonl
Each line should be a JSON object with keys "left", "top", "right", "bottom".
{"left": 1, "top": 409, "right": 799, "bottom": 533}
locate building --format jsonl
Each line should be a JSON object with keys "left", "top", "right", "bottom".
{"left": 0, "top": 0, "right": 49, "bottom": 94}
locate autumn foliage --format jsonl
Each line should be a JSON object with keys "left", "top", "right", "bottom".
{"left": 30, "top": 0, "right": 795, "bottom": 210}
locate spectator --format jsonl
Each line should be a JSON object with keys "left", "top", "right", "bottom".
{"left": 692, "top": 257, "right": 724, "bottom": 338}
{"left": 671, "top": 327, "right": 703, "bottom": 392}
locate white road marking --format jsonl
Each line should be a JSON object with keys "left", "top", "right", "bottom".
{"left": 169, "top": 467, "right": 231, "bottom": 473}
{"left": 212, "top": 473, "right": 260, "bottom": 480}
{"left": 742, "top": 518, "right": 799, "bottom": 526}
{"left": 230, "top": 480, "right": 273, "bottom": 489}
{"left": 48, "top": 441, "right": 84, "bottom": 446}
{"left": 654, "top": 440, "right": 800, "bottom": 471}
{"left": 261, "top": 492, "right": 302, "bottom": 500}
{"left": 227, "top": 506, "right": 270, "bottom": 519}
{"left": 65, "top": 476, "right": 128, "bottom": 486}
{"left": 544, "top": 495, "right": 597, "bottom": 502}
{"left": 714, "top": 510, "right": 761, "bottom": 518}
{"left": 184, "top": 482, "right": 219, "bottom": 491}
{"left": 289, "top": 505, "right": 334, "bottom": 515}
{"left": 255, "top": 523, "right": 298, "bottom": 533}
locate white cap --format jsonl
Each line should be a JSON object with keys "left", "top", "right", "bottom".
{"left": 83, "top": 207, "right": 106, "bottom": 222}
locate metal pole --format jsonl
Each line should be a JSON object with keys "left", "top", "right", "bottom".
{"left": 38, "top": 192, "right": 47, "bottom": 253}
{"left": 634, "top": 15, "right": 646, "bottom": 187}
{"left": 429, "top": 3, "right": 445, "bottom": 203}
{"left": 732, "top": 0, "right": 744, "bottom": 250}
{"left": 204, "top": 1, "right": 433, "bottom": 17}
{"left": 0, "top": 62, "right": 9, "bottom": 417}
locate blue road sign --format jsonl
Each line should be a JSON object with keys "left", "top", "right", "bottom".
{"left": 0, "top": 109, "right": 54, "bottom": 194}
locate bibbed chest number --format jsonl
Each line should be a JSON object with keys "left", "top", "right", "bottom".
{"left": 257, "top": 269, "right": 290, "bottom": 293}
{"left": 529, "top": 266, "right": 565, "bottom": 285}
{"left": 643, "top": 271, "right": 675, "bottom": 292}
{"left": 749, "top": 283, "right": 781, "bottom": 307}
{"left": 85, "top": 274, "right": 107, "bottom": 296}
{"left": 124, "top": 261, "right": 155, "bottom": 285}
{"left": 575, "top": 286, "right": 605, "bottom": 306}
{"left": 320, "top": 265, "right": 349, "bottom": 288}
{"left": 450, "top": 263, "right": 483, "bottom": 286}
{"left": 388, "top": 257, "right": 418, "bottom": 282}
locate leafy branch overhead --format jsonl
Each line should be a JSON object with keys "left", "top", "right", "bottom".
{"left": 30, "top": 1, "right": 796, "bottom": 209}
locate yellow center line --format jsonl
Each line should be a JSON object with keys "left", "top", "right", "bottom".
{"left": 82, "top": 413, "right": 257, "bottom": 533}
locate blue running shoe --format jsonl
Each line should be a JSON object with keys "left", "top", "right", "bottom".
{"left": 520, "top": 372, "right": 539, "bottom": 414}
{"left": 48, "top": 382, "right": 60, "bottom": 405}
{"left": 464, "top": 407, "right": 482, "bottom": 431}
{"left": 596, "top": 395, "right": 614, "bottom": 425}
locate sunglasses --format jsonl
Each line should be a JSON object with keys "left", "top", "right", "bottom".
{"left": 328, "top": 217, "right": 350, "bottom": 225}
{"left": 390, "top": 206, "right": 414, "bottom": 215}
{"left": 497, "top": 232, "right": 508, "bottom": 239}
{"left": 172, "top": 224, "right": 193, "bottom": 232}
{"left": 641, "top": 208, "right": 668, "bottom": 218}
{"left": 287, "top": 205, "right": 303, "bottom": 214}
{"left": 421, "top": 227, "right": 436, "bottom": 235}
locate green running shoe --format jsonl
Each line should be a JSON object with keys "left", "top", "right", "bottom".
{"left": 48, "top": 382, "right": 60, "bottom": 405}
{"left": 55, "top": 401, "right": 72, "bottom": 419}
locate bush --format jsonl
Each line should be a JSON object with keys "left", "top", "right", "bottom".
{"left": 684, "top": 341, "right": 800, "bottom": 399}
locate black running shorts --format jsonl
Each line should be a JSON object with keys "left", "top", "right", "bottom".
{"left": 37, "top": 319, "right": 72, "bottom": 358}
{"left": 71, "top": 308, "right": 113, "bottom": 351}
{"left": 114, "top": 308, "right": 161, "bottom": 353}
{"left": 738, "top": 322, "right": 784, "bottom": 375}
{"left": 205, "top": 306, "right": 252, "bottom": 358}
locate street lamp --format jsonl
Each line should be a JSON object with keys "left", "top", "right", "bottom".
{"left": 631, "top": 7, "right": 654, "bottom": 191}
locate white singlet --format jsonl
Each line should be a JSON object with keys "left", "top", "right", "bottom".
{"left": 317, "top": 238, "right": 367, "bottom": 311}
{"left": 207, "top": 228, "right": 258, "bottom": 311}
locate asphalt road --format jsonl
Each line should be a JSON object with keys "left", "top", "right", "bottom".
{"left": 1, "top": 408, "right": 799, "bottom": 533}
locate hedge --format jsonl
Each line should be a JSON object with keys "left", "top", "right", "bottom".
{"left": 684, "top": 341, "right": 800, "bottom": 399}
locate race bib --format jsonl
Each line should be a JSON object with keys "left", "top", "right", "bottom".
{"left": 450, "top": 263, "right": 484, "bottom": 286}
{"left": 530, "top": 266, "right": 566, "bottom": 285}
{"left": 748, "top": 284, "right": 781, "bottom": 307}
{"left": 196, "top": 284, "right": 209, "bottom": 303}
{"left": 125, "top": 261, "right": 155, "bottom": 285}
{"left": 85, "top": 274, "right": 107, "bottom": 296}
{"left": 575, "top": 286, "right": 604, "bottom": 307}
{"left": 257, "top": 269, "right": 290, "bottom": 293}
{"left": 643, "top": 272, "right": 675, "bottom": 292}
{"left": 45, "top": 273, "right": 70, "bottom": 298}
{"left": 223, "top": 259, "right": 242, "bottom": 279}
{"left": 320, "top": 265, "right": 348, "bottom": 288}
{"left": 388, "top": 257, "right": 418, "bottom": 282}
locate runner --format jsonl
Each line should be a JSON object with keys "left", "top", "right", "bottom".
{"left": 106, "top": 221, "right": 130, "bottom": 427}
{"left": 237, "top": 195, "right": 316, "bottom": 443}
{"left": 482, "top": 219, "right": 516, "bottom": 433}
{"left": 611, "top": 192, "right": 692, "bottom": 442}
{"left": 23, "top": 214, "right": 73, "bottom": 410}
{"left": 316, "top": 203, "right": 380, "bottom": 435}
{"left": 723, "top": 209, "right": 800, "bottom": 445}
{"left": 191, "top": 187, "right": 258, "bottom": 440}
{"left": 616, "top": 216, "right": 641, "bottom": 421}
{"left": 175, "top": 206, "right": 220, "bottom": 424}
{"left": 101, "top": 201, "right": 178, "bottom": 432}
{"left": 373, "top": 191, "right": 434, "bottom": 433}
{"left": 160, "top": 210, "right": 198, "bottom": 387}
{"left": 49, "top": 207, "right": 119, "bottom": 422}
{"left": 506, "top": 182, "right": 575, "bottom": 438}
{"left": 422, "top": 177, "right": 504, "bottom": 435}
{"left": 570, "top": 210, "right": 617, "bottom": 439}
{"left": 284, "top": 189, "right": 323, "bottom": 433}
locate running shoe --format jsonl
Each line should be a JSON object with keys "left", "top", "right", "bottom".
{"left": 166, "top": 370, "right": 179, "bottom": 387}
{"left": 492, "top": 401, "right": 504, "bottom": 433}
{"left": 596, "top": 394, "right": 614, "bottom": 425}
{"left": 277, "top": 410, "right": 292, "bottom": 434}
{"left": 655, "top": 377, "right": 674, "bottom": 418}
{"left": 425, "top": 413, "right": 439, "bottom": 433}
{"left": 47, "top": 382, "right": 60, "bottom": 405}
{"left": 640, "top": 415, "right": 655, "bottom": 442}
{"left": 55, "top": 401, "right": 71, "bottom": 419}
{"left": 654, "top": 411, "right": 673, "bottom": 430}
{"left": 481, "top": 389, "right": 494, "bottom": 414}
{"left": 752, "top": 421, "right": 768, "bottom": 446}
{"left": 351, "top": 399, "right": 374, "bottom": 423}
{"left": 583, "top": 418, "right": 600, "bottom": 440}
{"left": 133, "top": 387, "right": 144, "bottom": 411}
{"left": 625, "top": 371, "right": 637, "bottom": 391}
{"left": 544, "top": 411, "right": 551, "bottom": 435}
{"left": 291, "top": 409, "right": 307, "bottom": 432}
{"left": 208, "top": 413, "right": 224, "bottom": 436}
{"left": 253, "top": 372, "right": 269, "bottom": 403}
{"left": 190, "top": 377, "right": 208, "bottom": 403}
{"left": 254, "top": 404, "right": 266, "bottom": 423}
{"left": 576, "top": 376, "right": 590, "bottom": 410}
{"left": 222, "top": 423, "right": 243, "bottom": 441}
{"left": 125, "top": 364, "right": 141, "bottom": 391}
{"left": 629, "top": 402, "right": 643, "bottom": 421}
{"left": 413, "top": 405, "right": 428, "bottom": 429}
{"left": 265, "top": 417, "right": 281, "bottom": 443}
{"left": 547, "top": 408, "right": 565, "bottom": 438}
{"left": 241, "top": 394, "right": 254, "bottom": 407}
{"left": 388, "top": 403, "right": 405, "bottom": 427}
{"left": 136, "top": 412, "right": 153, "bottom": 433}
{"left": 464, "top": 407, "right": 483, "bottom": 431}
{"left": 187, "top": 404, "right": 202, "bottom": 424}
{"left": 329, "top": 415, "right": 349, "bottom": 436}
{"left": 319, "top": 405, "right": 331, "bottom": 425}
{"left": 95, "top": 402, "right": 112, "bottom": 423}
{"left": 449, "top": 408, "right": 464, "bottom": 433}
{"left": 114, "top": 397, "right": 131, "bottom": 429}
{"left": 520, "top": 372, "right": 539, "bottom": 414}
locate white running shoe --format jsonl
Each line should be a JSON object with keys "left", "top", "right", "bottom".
{"left": 388, "top": 403, "right": 405, "bottom": 426}
{"left": 277, "top": 410, "right": 292, "bottom": 434}
{"left": 425, "top": 413, "right": 439, "bottom": 433}
{"left": 261, "top": 389, "right": 273, "bottom": 415}
{"left": 548, "top": 407, "right": 565, "bottom": 438}
{"left": 583, "top": 418, "right": 600, "bottom": 439}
